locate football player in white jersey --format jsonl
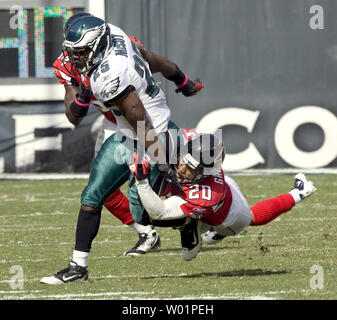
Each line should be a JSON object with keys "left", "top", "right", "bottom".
{"left": 130, "top": 131, "right": 317, "bottom": 261}
{"left": 53, "top": 12, "right": 166, "bottom": 260}
{"left": 52, "top": 13, "right": 203, "bottom": 260}
{"left": 41, "top": 15, "right": 203, "bottom": 284}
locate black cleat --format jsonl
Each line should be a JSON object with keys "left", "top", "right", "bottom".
{"left": 180, "top": 219, "right": 201, "bottom": 261}
{"left": 40, "top": 261, "right": 88, "bottom": 285}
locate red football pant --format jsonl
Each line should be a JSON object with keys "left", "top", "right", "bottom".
{"left": 250, "top": 193, "right": 295, "bottom": 226}
{"left": 104, "top": 189, "right": 134, "bottom": 225}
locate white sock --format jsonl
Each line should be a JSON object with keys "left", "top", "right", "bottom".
{"left": 289, "top": 189, "right": 301, "bottom": 204}
{"left": 129, "top": 222, "right": 153, "bottom": 234}
{"left": 72, "top": 250, "right": 90, "bottom": 267}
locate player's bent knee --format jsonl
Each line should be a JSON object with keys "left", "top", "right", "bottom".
{"left": 81, "top": 204, "right": 101, "bottom": 213}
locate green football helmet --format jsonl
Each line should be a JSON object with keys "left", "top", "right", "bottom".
{"left": 63, "top": 16, "right": 111, "bottom": 72}
{"left": 64, "top": 12, "right": 92, "bottom": 37}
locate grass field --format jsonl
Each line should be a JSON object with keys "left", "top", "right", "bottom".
{"left": 0, "top": 174, "right": 336, "bottom": 301}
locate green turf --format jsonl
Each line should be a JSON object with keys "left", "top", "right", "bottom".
{"left": 0, "top": 174, "right": 336, "bottom": 300}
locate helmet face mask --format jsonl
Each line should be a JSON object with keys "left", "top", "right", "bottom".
{"left": 176, "top": 158, "right": 204, "bottom": 184}
{"left": 63, "top": 16, "right": 111, "bottom": 73}
{"left": 63, "top": 44, "right": 93, "bottom": 70}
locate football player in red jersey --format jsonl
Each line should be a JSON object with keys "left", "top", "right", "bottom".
{"left": 131, "top": 130, "right": 317, "bottom": 261}
{"left": 51, "top": 13, "right": 204, "bottom": 262}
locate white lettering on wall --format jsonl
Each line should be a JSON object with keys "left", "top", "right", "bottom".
{"left": 274, "top": 106, "right": 337, "bottom": 168}
{"left": 13, "top": 114, "right": 73, "bottom": 168}
{"left": 196, "top": 107, "right": 265, "bottom": 171}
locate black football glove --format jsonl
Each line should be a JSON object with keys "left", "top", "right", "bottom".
{"left": 157, "top": 163, "right": 184, "bottom": 194}
{"left": 76, "top": 82, "right": 92, "bottom": 104}
{"left": 175, "top": 78, "right": 204, "bottom": 97}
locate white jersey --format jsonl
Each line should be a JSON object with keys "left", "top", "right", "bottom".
{"left": 90, "top": 24, "right": 171, "bottom": 140}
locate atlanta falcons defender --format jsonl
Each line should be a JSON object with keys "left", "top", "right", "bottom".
{"left": 52, "top": 12, "right": 164, "bottom": 258}
{"left": 41, "top": 15, "right": 203, "bottom": 284}
{"left": 130, "top": 130, "right": 317, "bottom": 261}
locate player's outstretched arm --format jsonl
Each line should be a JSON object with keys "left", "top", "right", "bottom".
{"left": 129, "top": 153, "right": 186, "bottom": 220}
{"left": 134, "top": 42, "right": 203, "bottom": 97}
{"left": 137, "top": 178, "right": 186, "bottom": 220}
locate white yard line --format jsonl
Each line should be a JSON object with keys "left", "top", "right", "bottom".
{"left": 3, "top": 293, "right": 274, "bottom": 300}
{"left": 0, "top": 290, "right": 41, "bottom": 294}
{"left": 2, "top": 291, "right": 156, "bottom": 300}
{"left": 1, "top": 168, "right": 337, "bottom": 181}
{"left": 0, "top": 173, "right": 90, "bottom": 180}
{"left": 0, "top": 288, "right": 319, "bottom": 300}
{"left": 0, "top": 230, "right": 331, "bottom": 248}
{"left": 0, "top": 238, "right": 129, "bottom": 249}
{"left": 0, "top": 211, "right": 69, "bottom": 218}
{"left": 1, "top": 197, "right": 79, "bottom": 202}
{"left": 0, "top": 224, "right": 127, "bottom": 231}
{"left": 1, "top": 246, "right": 336, "bottom": 285}
{"left": 1, "top": 213, "right": 336, "bottom": 231}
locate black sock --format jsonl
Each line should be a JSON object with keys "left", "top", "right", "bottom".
{"left": 75, "top": 207, "right": 102, "bottom": 252}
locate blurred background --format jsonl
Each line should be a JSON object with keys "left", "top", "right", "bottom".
{"left": 0, "top": 0, "right": 336, "bottom": 173}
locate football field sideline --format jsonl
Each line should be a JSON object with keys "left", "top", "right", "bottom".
{"left": 1, "top": 168, "right": 337, "bottom": 181}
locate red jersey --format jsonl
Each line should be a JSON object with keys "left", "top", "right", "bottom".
{"left": 170, "top": 169, "right": 232, "bottom": 226}
{"left": 53, "top": 51, "right": 82, "bottom": 86}
{"left": 52, "top": 51, "right": 117, "bottom": 124}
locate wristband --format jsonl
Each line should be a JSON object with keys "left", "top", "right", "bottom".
{"left": 70, "top": 99, "right": 89, "bottom": 118}
{"left": 175, "top": 74, "right": 188, "bottom": 88}
{"left": 164, "top": 65, "right": 186, "bottom": 85}
{"left": 74, "top": 96, "right": 90, "bottom": 107}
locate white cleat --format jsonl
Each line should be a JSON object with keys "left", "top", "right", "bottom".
{"left": 124, "top": 227, "right": 161, "bottom": 256}
{"left": 292, "top": 173, "right": 317, "bottom": 201}
{"left": 202, "top": 228, "right": 226, "bottom": 245}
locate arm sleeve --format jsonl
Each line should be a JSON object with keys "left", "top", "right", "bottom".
{"left": 136, "top": 179, "right": 187, "bottom": 220}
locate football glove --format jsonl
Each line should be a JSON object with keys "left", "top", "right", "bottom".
{"left": 129, "top": 152, "right": 151, "bottom": 181}
{"left": 76, "top": 82, "right": 92, "bottom": 104}
{"left": 175, "top": 78, "right": 204, "bottom": 97}
{"left": 157, "top": 163, "right": 185, "bottom": 194}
